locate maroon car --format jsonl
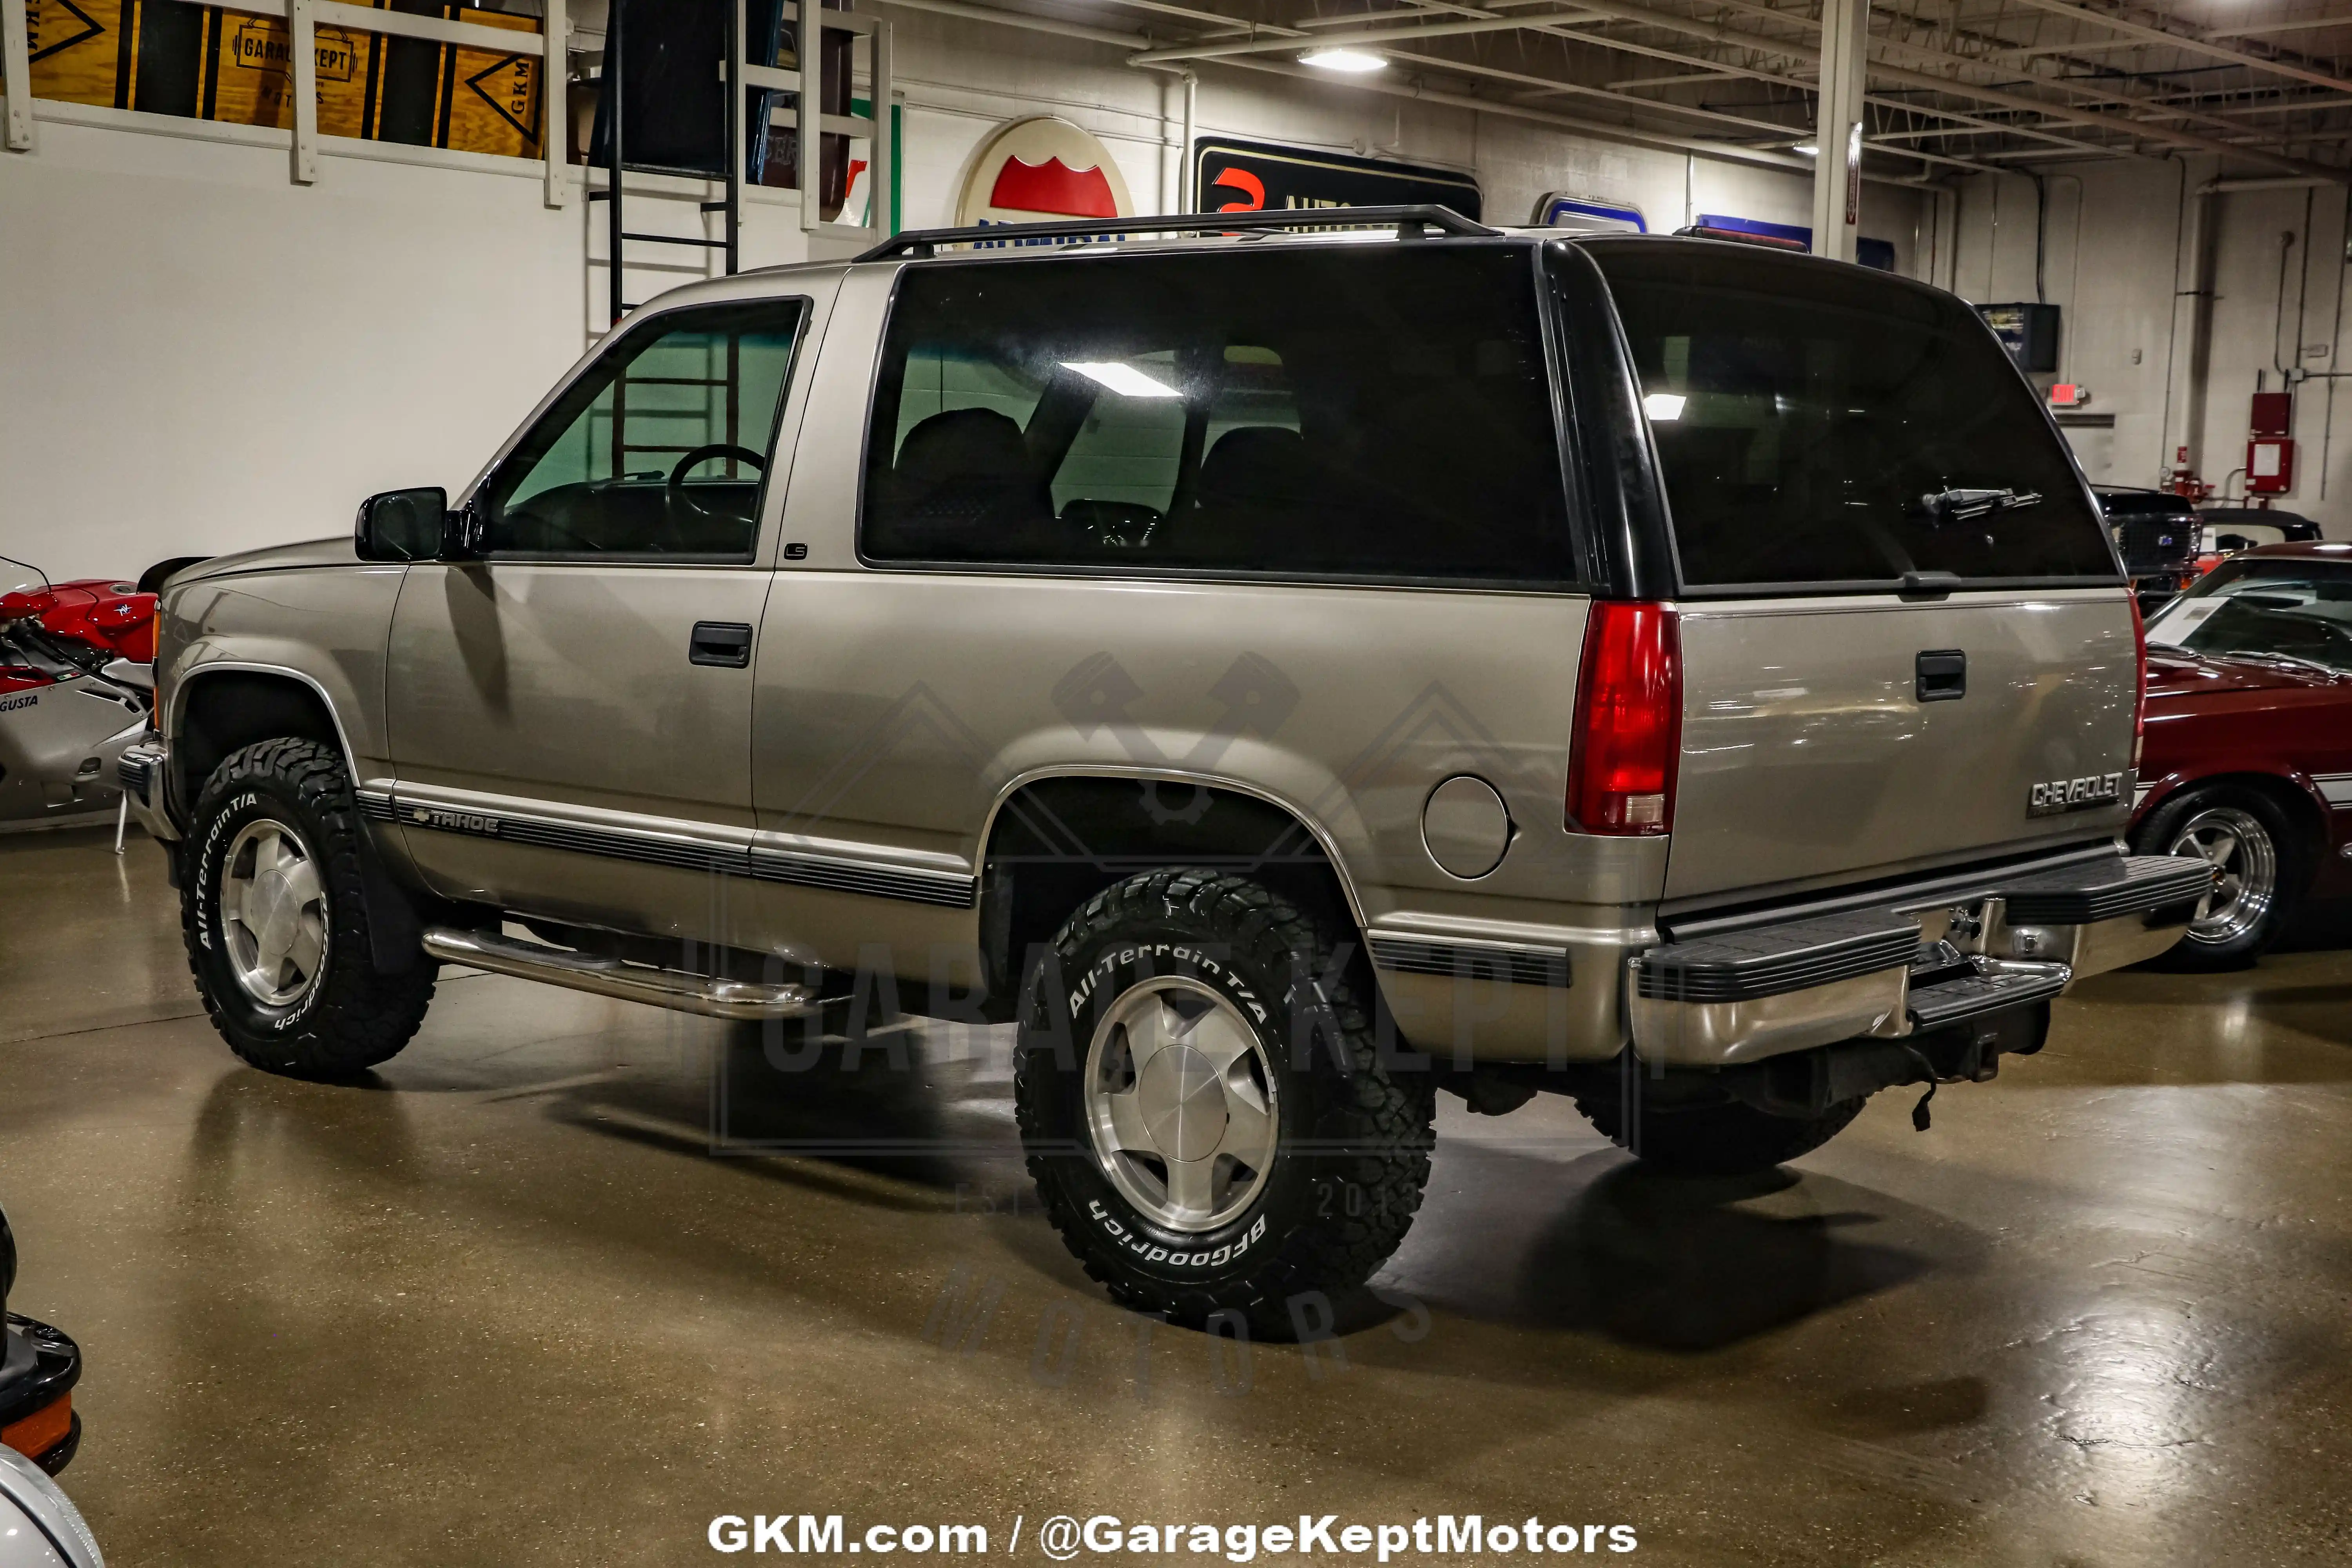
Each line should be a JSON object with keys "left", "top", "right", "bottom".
{"left": 2133, "top": 541, "right": 2352, "bottom": 965}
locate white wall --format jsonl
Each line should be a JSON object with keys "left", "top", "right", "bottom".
{"left": 1, "top": 11, "right": 1916, "bottom": 583}
{"left": 1947, "top": 159, "right": 2352, "bottom": 537}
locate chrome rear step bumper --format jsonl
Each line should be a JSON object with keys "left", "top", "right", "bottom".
{"left": 1631, "top": 852, "right": 2212, "bottom": 1066}
{"left": 420, "top": 927, "right": 820, "bottom": 1020}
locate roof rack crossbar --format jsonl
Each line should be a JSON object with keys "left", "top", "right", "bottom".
{"left": 855, "top": 204, "right": 1499, "bottom": 262}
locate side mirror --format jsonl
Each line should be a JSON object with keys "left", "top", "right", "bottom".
{"left": 354, "top": 487, "right": 450, "bottom": 561}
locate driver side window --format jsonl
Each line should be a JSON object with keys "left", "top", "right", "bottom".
{"left": 481, "top": 298, "right": 808, "bottom": 558}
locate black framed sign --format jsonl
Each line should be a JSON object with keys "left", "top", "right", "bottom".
{"left": 1192, "top": 136, "right": 1482, "bottom": 221}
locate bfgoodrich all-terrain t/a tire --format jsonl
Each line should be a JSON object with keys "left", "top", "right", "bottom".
{"left": 181, "top": 738, "right": 435, "bottom": 1078}
{"left": 1014, "top": 869, "right": 1434, "bottom": 1332}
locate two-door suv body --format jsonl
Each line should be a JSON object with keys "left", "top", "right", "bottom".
{"left": 122, "top": 209, "right": 2212, "bottom": 1326}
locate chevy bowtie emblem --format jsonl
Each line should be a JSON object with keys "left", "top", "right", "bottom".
{"left": 2028, "top": 772, "right": 2124, "bottom": 817}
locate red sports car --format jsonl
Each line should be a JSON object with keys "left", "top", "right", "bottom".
{"left": 2132, "top": 541, "right": 2352, "bottom": 965}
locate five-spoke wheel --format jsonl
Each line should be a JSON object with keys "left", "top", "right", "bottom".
{"left": 218, "top": 818, "right": 330, "bottom": 1008}
{"left": 2167, "top": 804, "right": 2278, "bottom": 948}
{"left": 1084, "top": 977, "right": 1279, "bottom": 1232}
{"left": 2133, "top": 784, "right": 2305, "bottom": 969}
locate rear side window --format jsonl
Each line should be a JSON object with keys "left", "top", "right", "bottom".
{"left": 1592, "top": 244, "right": 2115, "bottom": 591}
{"left": 861, "top": 245, "right": 1575, "bottom": 584}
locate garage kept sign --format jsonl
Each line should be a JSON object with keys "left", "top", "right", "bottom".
{"left": 1192, "top": 136, "right": 1482, "bottom": 221}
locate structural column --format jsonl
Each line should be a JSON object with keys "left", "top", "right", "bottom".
{"left": 1811, "top": 0, "right": 1867, "bottom": 263}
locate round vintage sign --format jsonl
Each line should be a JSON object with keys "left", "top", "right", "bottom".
{"left": 956, "top": 116, "right": 1135, "bottom": 227}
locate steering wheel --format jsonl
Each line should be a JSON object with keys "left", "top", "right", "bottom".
{"left": 666, "top": 444, "right": 766, "bottom": 521}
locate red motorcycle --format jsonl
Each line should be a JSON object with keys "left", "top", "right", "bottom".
{"left": 0, "top": 557, "right": 199, "bottom": 828}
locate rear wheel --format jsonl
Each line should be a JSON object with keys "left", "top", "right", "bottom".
{"left": 182, "top": 738, "right": 435, "bottom": 1077}
{"left": 2134, "top": 784, "right": 2305, "bottom": 969}
{"left": 1014, "top": 869, "right": 1433, "bottom": 1332}
{"left": 1574, "top": 1091, "right": 1866, "bottom": 1177}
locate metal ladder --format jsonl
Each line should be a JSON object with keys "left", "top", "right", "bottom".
{"left": 590, "top": 0, "right": 892, "bottom": 330}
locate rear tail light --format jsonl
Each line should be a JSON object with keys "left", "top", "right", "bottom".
{"left": 2128, "top": 593, "right": 2148, "bottom": 770}
{"left": 1568, "top": 601, "right": 1681, "bottom": 835}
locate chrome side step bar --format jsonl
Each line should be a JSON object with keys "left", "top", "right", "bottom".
{"left": 419, "top": 927, "right": 819, "bottom": 1021}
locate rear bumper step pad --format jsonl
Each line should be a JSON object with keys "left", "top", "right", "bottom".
{"left": 1635, "top": 910, "right": 1921, "bottom": 1004}
{"left": 1996, "top": 854, "right": 2214, "bottom": 925}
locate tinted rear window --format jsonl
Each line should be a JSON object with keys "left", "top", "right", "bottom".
{"left": 1593, "top": 244, "right": 2116, "bottom": 591}
{"left": 861, "top": 245, "right": 1575, "bottom": 584}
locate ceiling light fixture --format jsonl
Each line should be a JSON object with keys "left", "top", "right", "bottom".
{"left": 1642, "top": 392, "right": 1687, "bottom": 422}
{"left": 1062, "top": 361, "right": 1181, "bottom": 398}
{"left": 1300, "top": 47, "right": 1389, "bottom": 72}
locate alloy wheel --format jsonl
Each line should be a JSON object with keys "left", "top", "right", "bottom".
{"left": 1083, "top": 976, "right": 1280, "bottom": 1233}
{"left": 2169, "top": 804, "right": 2277, "bottom": 947}
{"left": 218, "top": 818, "right": 330, "bottom": 1007}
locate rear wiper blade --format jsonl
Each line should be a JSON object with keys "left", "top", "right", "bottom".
{"left": 1913, "top": 487, "right": 2043, "bottom": 527}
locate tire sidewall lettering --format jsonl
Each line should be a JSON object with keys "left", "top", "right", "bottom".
{"left": 1061, "top": 933, "right": 1292, "bottom": 1276}
{"left": 194, "top": 774, "right": 330, "bottom": 1032}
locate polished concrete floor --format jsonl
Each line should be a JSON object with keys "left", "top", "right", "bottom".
{"left": 4, "top": 824, "right": 2351, "bottom": 1566}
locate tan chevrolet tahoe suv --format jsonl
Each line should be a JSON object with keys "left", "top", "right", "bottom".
{"left": 122, "top": 208, "right": 2212, "bottom": 1328}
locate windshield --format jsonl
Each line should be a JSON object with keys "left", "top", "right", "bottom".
{"left": 2146, "top": 557, "right": 2352, "bottom": 673}
{"left": 1592, "top": 242, "right": 2116, "bottom": 591}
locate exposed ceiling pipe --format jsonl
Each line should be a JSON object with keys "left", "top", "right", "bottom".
{"left": 1861, "top": 26, "right": 2316, "bottom": 147}
{"left": 1087, "top": 0, "right": 1305, "bottom": 40}
{"left": 1788, "top": 0, "right": 2314, "bottom": 147}
{"left": 868, "top": 0, "right": 1940, "bottom": 186}
{"left": 1124, "top": 1, "right": 2053, "bottom": 171}
{"left": 1500, "top": 19, "right": 2111, "bottom": 158}
{"left": 1540, "top": 0, "right": 2324, "bottom": 174}
{"left": 1181, "top": 68, "right": 1196, "bottom": 212}
{"left": 869, "top": 0, "right": 1147, "bottom": 51}
{"left": 1497, "top": 21, "right": 2100, "bottom": 154}
{"left": 1129, "top": 10, "right": 1599, "bottom": 65}
{"left": 1213, "top": 51, "right": 1840, "bottom": 176}
{"left": 2202, "top": 174, "right": 2341, "bottom": 194}
{"left": 2001, "top": 0, "right": 2352, "bottom": 100}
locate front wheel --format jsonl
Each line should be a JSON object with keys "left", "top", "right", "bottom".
{"left": 1014, "top": 870, "right": 1433, "bottom": 1332}
{"left": 181, "top": 738, "right": 435, "bottom": 1077}
{"left": 2133, "top": 785, "right": 2305, "bottom": 969}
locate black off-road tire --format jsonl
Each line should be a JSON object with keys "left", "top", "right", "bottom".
{"left": 2131, "top": 784, "right": 2307, "bottom": 970}
{"left": 181, "top": 739, "right": 435, "bottom": 1077}
{"left": 1014, "top": 869, "right": 1434, "bottom": 1333}
{"left": 1575, "top": 1091, "right": 1866, "bottom": 1177}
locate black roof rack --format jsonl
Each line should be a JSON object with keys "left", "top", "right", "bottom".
{"left": 854, "top": 204, "right": 1499, "bottom": 262}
